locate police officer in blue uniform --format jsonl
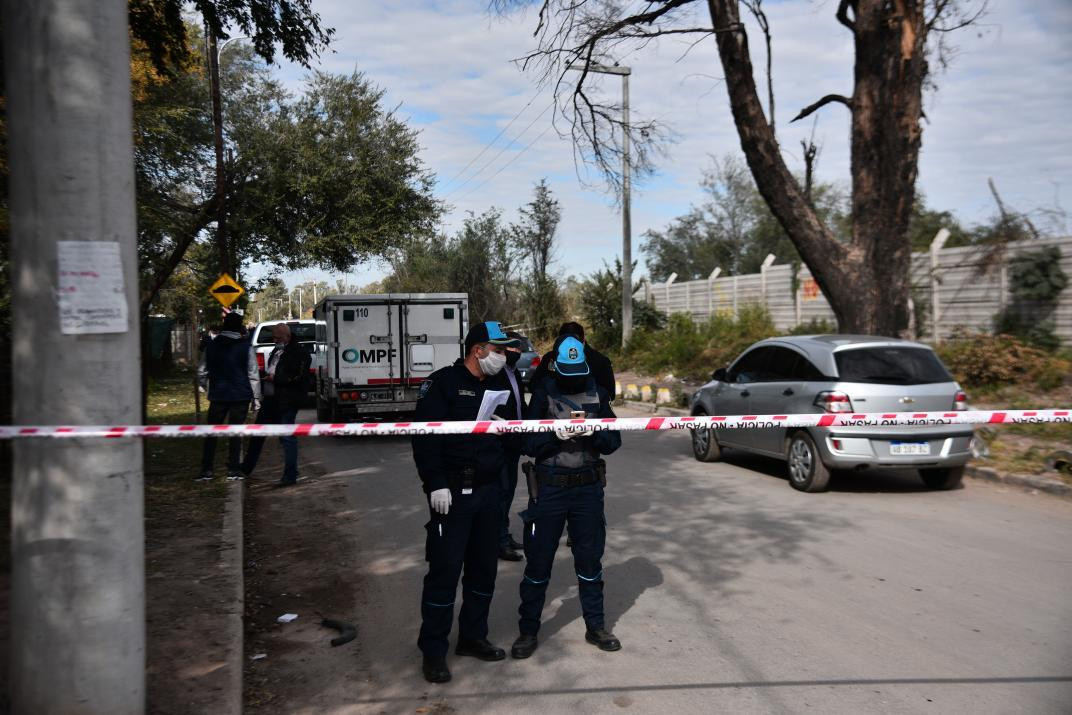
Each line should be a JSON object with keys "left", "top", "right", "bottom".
{"left": 511, "top": 335, "right": 622, "bottom": 659}
{"left": 412, "top": 321, "right": 520, "bottom": 684}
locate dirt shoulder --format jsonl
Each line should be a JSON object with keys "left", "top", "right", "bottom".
{"left": 243, "top": 440, "right": 365, "bottom": 712}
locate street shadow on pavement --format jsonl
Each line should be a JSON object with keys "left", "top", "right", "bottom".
{"left": 306, "top": 423, "right": 863, "bottom": 712}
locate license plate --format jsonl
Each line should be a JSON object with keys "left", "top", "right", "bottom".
{"left": 367, "top": 390, "right": 392, "bottom": 401}
{"left": 890, "top": 441, "right": 930, "bottom": 456}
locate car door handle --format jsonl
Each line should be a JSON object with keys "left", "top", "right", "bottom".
{"left": 740, "top": 390, "right": 750, "bottom": 398}
{"left": 782, "top": 388, "right": 795, "bottom": 396}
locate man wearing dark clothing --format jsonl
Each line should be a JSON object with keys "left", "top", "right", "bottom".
{"left": 498, "top": 331, "right": 527, "bottom": 561}
{"left": 530, "top": 321, "right": 616, "bottom": 399}
{"left": 197, "top": 312, "right": 260, "bottom": 481}
{"left": 411, "top": 321, "right": 519, "bottom": 684}
{"left": 511, "top": 335, "right": 622, "bottom": 660}
{"left": 240, "top": 323, "right": 310, "bottom": 486}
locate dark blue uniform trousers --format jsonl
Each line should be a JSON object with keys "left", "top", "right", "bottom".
{"left": 419, "top": 482, "right": 502, "bottom": 658}
{"left": 518, "top": 481, "right": 606, "bottom": 636}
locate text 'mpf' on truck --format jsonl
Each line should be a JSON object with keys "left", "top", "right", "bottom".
{"left": 313, "top": 293, "right": 468, "bottom": 421}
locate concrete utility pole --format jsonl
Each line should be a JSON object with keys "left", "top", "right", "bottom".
{"left": 4, "top": 0, "right": 145, "bottom": 712}
{"left": 567, "top": 61, "right": 632, "bottom": 348}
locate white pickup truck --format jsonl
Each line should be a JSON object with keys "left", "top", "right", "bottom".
{"left": 313, "top": 293, "right": 469, "bottom": 420}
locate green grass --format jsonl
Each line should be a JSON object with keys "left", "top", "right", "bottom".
{"left": 144, "top": 369, "right": 227, "bottom": 528}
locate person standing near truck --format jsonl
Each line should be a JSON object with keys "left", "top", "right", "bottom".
{"left": 197, "top": 312, "right": 260, "bottom": 481}
{"left": 240, "top": 323, "right": 310, "bottom": 486}
{"left": 411, "top": 321, "right": 520, "bottom": 684}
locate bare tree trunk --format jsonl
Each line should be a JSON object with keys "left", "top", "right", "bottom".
{"left": 707, "top": 0, "right": 924, "bottom": 336}
{"left": 707, "top": 0, "right": 868, "bottom": 332}
{"left": 848, "top": 0, "right": 926, "bottom": 336}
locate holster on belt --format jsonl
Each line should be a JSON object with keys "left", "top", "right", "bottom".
{"left": 595, "top": 459, "right": 607, "bottom": 487}
{"left": 522, "top": 461, "right": 537, "bottom": 501}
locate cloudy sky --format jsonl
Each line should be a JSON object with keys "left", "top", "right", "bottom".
{"left": 258, "top": 0, "right": 1072, "bottom": 290}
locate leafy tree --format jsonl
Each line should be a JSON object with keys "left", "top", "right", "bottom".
{"left": 135, "top": 33, "right": 440, "bottom": 317}
{"left": 642, "top": 155, "right": 848, "bottom": 280}
{"left": 512, "top": 180, "right": 565, "bottom": 339}
{"left": 383, "top": 209, "right": 518, "bottom": 324}
{"left": 128, "top": 0, "right": 333, "bottom": 74}
{"left": 577, "top": 259, "right": 664, "bottom": 353}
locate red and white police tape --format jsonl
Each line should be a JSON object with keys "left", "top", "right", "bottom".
{"left": 0, "top": 408, "right": 1069, "bottom": 440}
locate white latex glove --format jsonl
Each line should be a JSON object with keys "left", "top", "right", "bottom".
{"left": 430, "top": 488, "right": 452, "bottom": 515}
{"left": 578, "top": 429, "right": 594, "bottom": 438}
{"left": 252, "top": 399, "right": 262, "bottom": 412}
{"left": 555, "top": 428, "right": 576, "bottom": 441}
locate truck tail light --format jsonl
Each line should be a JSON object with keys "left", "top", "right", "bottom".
{"left": 256, "top": 353, "right": 265, "bottom": 370}
{"left": 953, "top": 390, "right": 968, "bottom": 411}
{"left": 530, "top": 355, "right": 541, "bottom": 368}
{"left": 814, "top": 391, "right": 853, "bottom": 413}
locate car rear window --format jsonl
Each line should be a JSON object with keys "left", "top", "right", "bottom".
{"left": 256, "top": 323, "right": 316, "bottom": 344}
{"left": 834, "top": 347, "right": 953, "bottom": 385}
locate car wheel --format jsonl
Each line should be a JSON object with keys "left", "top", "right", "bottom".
{"left": 691, "top": 413, "right": 722, "bottom": 462}
{"left": 919, "top": 465, "right": 964, "bottom": 490}
{"left": 786, "top": 432, "right": 831, "bottom": 492}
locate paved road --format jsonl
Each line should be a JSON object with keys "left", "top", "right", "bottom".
{"left": 298, "top": 406, "right": 1072, "bottom": 714}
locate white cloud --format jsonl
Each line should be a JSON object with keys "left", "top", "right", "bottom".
{"left": 257, "top": 0, "right": 1072, "bottom": 289}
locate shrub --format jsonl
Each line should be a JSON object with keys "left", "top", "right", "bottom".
{"left": 624, "top": 304, "right": 776, "bottom": 380}
{"left": 936, "top": 332, "right": 1070, "bottom": 390}
{"left": 788, "top": 317, "right": 835, "bottom": 335}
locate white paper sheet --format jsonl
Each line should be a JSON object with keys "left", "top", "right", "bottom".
{"left": 476, "top": 389, "right": 510, "bottom": 421}
{"left": 57, "top": 241, "right": 128, "bottom": 334}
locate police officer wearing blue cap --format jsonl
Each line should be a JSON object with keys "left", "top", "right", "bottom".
{"left": 411, "top": 320, "right": 520, "bottom": 684}
{"left": 511, "top": 334, "right": 623, "bottom": 659}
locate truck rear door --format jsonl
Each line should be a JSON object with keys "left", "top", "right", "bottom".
{"left": 401, "top": 300, "right": 465, "bottom": 385}
{"left": 332, "top": 301, "right": 399, "bottom": 390}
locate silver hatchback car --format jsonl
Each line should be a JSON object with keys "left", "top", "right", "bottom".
{"left": 689, "top": 335, "right": 973, "bottom": 492}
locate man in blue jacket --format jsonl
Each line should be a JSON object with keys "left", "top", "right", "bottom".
{"left": 511, "top": 335, "right": 622, "bottom": 659}
{"left": 197, "top": 312, "right": 261, "bottom": 481}
{"left": 411, "top": 321, "right": 520, "bottom": 684}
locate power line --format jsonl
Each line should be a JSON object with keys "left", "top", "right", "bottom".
{"left": 440, "top": 91, "right": 541, "bottom": 192}
{"left": 443, "top": 101, "right": 554, "bottom": 200}
{"left": 454, "top": 122, "right": 556, "bottom": 203}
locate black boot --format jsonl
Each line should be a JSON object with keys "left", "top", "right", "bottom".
{"left": 455, "top": 638, "right": 506, "bottom": 661}
{"left": 511, "top": 634, "right": 538, "bottom": 659}
{"left": 585, "top": 628, "right": 621, "bottom": 652}
{"left": 422, "top": 656, "right": 451, "bottom": 683}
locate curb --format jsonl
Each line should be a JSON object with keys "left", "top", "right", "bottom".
{"left": 620, "top": 399, "right": 690, "bottom": 416}
{"left": 965, "top": 464, "right": 1072, "bottom": 498}
{"left": 218, "top": 478, "right": 245, "bottom": 714}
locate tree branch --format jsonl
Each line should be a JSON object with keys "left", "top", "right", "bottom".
{"left": 140, "top": 194, "right": 216, "bottom": 316}
{"left": 836, "top": 0, "right": 855, "bottom": 32}
{"left": 790, "top": 94, "right": 853, "bottom": 123}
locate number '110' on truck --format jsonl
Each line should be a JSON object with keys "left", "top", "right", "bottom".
{"left": 313, "top": 293, "right": 469, "bottom": 421}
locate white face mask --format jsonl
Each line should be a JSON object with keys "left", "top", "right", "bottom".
{"left": 477, "top": 348, "right": 507, "bottom": 376}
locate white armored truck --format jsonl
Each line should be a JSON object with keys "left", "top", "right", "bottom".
{"left": 313, "top": 293, "right": 469, "bottom": 420}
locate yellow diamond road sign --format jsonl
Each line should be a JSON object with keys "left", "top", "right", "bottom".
{"left": 209, "top": 273, "right": 244, "bottom": 308}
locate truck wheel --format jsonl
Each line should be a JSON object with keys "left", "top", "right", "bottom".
{"left": 691, "top": 413, "right": 722, "bottom": 462}
{"left": 919, "top": 465, "right": 964, "bottom": 490}
{"left": 787, "top": 432, "right": 831, "bottom": 492}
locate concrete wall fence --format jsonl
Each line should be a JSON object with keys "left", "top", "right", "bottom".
{"left": 636, "top": 235, "right": 1072, "bottom": 345}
